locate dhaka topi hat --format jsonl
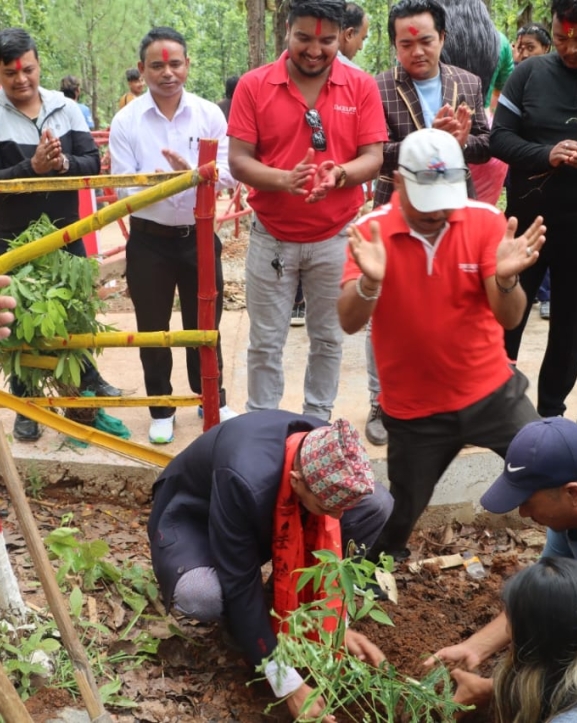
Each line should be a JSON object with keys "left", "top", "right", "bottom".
{"left": 300, "top": 418, "right": 374, "bottom": 511}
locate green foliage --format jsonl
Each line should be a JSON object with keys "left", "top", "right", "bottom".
{"left": 0, "top": 1, "right": 49, "bottom": 54}
{"left": 0, "top": 215, "right": 113, "bottom": 396}
{"left": 24, "top": 463, "right": 47, "bottom": 499}
{"left": 44, "top": 525, "right": 159, "bottom": 640}
{"left": 161, "top": 0, "right": 251, "bottom": 103}
{"left": 358, "top": 0, "right": 395, "bottom": 75}
{"left": 486, "top": 0, "right": 551, "bottom": 37}
{"left": 0, "top": 621, "right": 61, "bottom": 700}
{"left": 0, "top": 523, "right": 163, "bottom": 709}
{"left": 258, "top": 550, "right": 471, "bottom": 721}
{"left": 45, "top": 527, "right": 119, "bottom": 589}
{"left": 0, "top": 609, "right": 148, "bottom": 708}
{"left": 43, "top": 0, "right": 159, "bottom": 127}
{"left": 36, "top": 0, "right": 252, "bottom": 126}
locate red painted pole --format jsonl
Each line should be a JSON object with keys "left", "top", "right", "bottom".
{"left": 195, "top": 139, "right": 220, "bottom": 431}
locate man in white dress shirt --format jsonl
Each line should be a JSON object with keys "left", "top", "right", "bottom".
{"left": 109, "top": 26, "right": 237, "bottom": 444}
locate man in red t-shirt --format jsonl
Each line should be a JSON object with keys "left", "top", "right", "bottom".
{"left": 227, "top": 0, "right": 387, "bottom": 422}
{"left": 338, "top": 128, "right": 544, "bottom": 559}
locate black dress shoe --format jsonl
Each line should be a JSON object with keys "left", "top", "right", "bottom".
{"left": 13, "top": 414, "right": 42, "bottom": 441}
{"left": 81, "top": 373, "right": 121, "bottom": 397}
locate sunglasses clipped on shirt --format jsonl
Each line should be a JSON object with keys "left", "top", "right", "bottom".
{"left": 398, "top": 164, "right": 468, "bottom": 184}
{"left": 304, "top": 108, "right": 327, "bottom": 152}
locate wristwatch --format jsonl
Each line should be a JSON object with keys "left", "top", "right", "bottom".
{"left": 334, "top": 164, "right": 347, "bottom": 189}
{"left": 58, "top": 154, "right": 70, "bottom": 174}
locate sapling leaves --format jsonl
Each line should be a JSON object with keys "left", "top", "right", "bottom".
{"left": 258, "top": 551, "right": 472, "bottom": 721}
{"left": 0, "top": 214, "right": 114, "bottom": 395}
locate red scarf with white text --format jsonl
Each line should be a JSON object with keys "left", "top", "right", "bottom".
{"left": 271, "top": 432, "right": 344, "bottom": 635}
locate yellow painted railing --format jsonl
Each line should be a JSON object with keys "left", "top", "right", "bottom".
{"left": 0, "top": 390, "right": 173, "bottom": 468}
{"left": 0, "top": 160, "right": 219, "bottom": 464}
{"left": 0, "top": 171, "right": 189, "bottom": 193}
{"left": 0, "top": 166, "right": 215, "bottom": 274}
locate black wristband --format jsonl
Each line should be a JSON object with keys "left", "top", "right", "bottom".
{"left": 495, "top": 274, "right": 519, "bottom": 294}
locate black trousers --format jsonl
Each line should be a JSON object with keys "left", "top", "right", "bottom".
{"left": 126, "top": 223, "right": 225, "bottom": 419}
{"left": 505, "top": 217, "right": 577, "bottom": 417}
{"left": 368, "top": 369, "right": 539, "bottom": 558}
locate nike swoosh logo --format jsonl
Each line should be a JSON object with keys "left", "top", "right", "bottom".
{"left": 507, "top": 463, "right": 526, "bottom": 473}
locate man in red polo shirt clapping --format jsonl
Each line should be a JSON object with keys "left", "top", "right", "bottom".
{"left": 228, "top": 0, "right": 386, "bottom": 422}
{"left": 339, "top": 128, "right": 544, "bottom": 561}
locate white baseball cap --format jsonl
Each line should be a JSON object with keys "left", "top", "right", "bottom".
{"left": 398, "top": 128, "right": 468, "bottom": 213}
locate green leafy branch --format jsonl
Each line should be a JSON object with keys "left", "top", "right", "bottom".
{"left": 0, "top": 215, "right": 115, "bottom": 394}
{"left": 44, "top": 526, "right": 160, "bottom": 639}
{"left": 258, "top": 550, "right": 472, "bottom": 721}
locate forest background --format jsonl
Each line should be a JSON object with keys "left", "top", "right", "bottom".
{"left": 1, "top": 0, "right": 552, "bottom": 129}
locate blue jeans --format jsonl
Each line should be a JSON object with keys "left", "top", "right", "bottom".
{"left": 245, "top": 216, "right": 349, "bottom": 420}
{"left": 536, "top": 267, "right": 550, "bottom": 303}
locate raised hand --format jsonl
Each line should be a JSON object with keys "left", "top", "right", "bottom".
{"left": 347, "top": 221, "right": 386, "bottom": 284}
{"left": 495, "top": 215, "right": 546, "bottom": 280}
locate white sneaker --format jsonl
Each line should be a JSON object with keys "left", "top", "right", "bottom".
{"left": 149, "top": 415, "right": 175, "bottom": 444}
{"left": 219, "top": 405, "right": 239, "bottom": 423}
{"left": 198, "top": 405, "right": 239, "bottom": 422}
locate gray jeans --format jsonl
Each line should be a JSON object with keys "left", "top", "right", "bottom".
{"left": 245, "top": 216, "right": 349, "bottom": 420}
{"left": 365, "top": 319, "right": 381, "bottom": 403}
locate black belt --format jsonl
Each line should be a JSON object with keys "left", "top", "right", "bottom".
{"left": 130, "top": 216, "right": 196, "bottom": 238}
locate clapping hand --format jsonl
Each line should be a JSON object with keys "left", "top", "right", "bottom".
{"left": 495, "top": 215, "right": 545, "bottom": 280}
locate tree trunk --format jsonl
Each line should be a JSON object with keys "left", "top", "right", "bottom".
{"left": 246, "top": 0, "right": 267, "bottom": 69}
{"left": 517, "top": 0, "right": 534, "bottom": 27}
{"left": 274, "top": 0, "right": 289, "bottom": 59}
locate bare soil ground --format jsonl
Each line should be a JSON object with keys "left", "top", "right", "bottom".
{"left": 100, "top": 228, "right": 248, "bottom": 315}
{"left": 2, "top": 481, "right": 543, "bottom": 723}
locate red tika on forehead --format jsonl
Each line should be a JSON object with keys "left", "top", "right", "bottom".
{"left": 162, "top": 48, "right": 169, "bottom": 62}
{"left": 315, "top": 18, "right": 322, "bottom": 36}
{"left": 14, "top": 59, "right": 22, "bottom": 70}
{"left": 408, "top": 25, "right": 419, "bottom": 36}
{"left": 562, "top": 19, "right": 576, "bottom": 37}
